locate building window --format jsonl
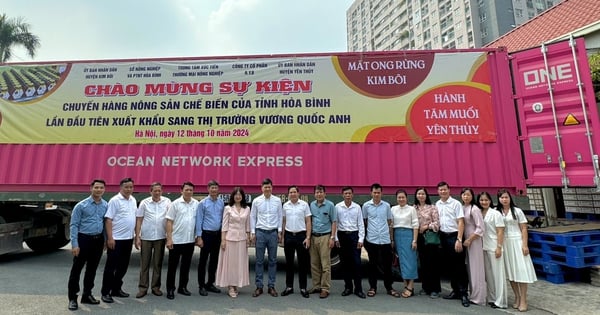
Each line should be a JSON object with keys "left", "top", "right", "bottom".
{"left": 515, "top": 8, "right": 523, "bottom": 17}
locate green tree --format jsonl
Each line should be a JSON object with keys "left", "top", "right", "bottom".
{"left": 0, "top": 14, "right": 40, "bottom": 63}
{"left": 590, "top": 52, "right": 600, "bottom": 102}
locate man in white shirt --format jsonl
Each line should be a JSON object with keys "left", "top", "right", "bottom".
{"left": 280, "top": 185, "right": 312, "bottom": 298}
{"left": 335, "top": 186, "right": 366, "bottom": 299}
{"left": 101, "top": 178, "right": 137, "bottom": 303}
{"left": 250, "top": 178, "right": 283, "bottom": 298}
{"left": 165, "top": 182, "right": 199, "bottom": 300}
{"left": 134, "top": 182, "right": 171, "bottom": 298}
{"left": 435, "top": 181, "right": 469, "bottom": 307}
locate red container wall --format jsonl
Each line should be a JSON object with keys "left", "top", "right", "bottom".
{"left": 0, "top": 50, "right": 525, "bottom": 196}
{"left": 512, "top": 38, "right": 600, "bottom": 187}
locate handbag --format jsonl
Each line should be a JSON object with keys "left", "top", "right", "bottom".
{"left": 424, "top": 229, "right": 440, "bottom": 245}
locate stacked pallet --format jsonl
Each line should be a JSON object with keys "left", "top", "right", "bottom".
{"left": 529, "top": 230, "right": 600, "bottom": 284}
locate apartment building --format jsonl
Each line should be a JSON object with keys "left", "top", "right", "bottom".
{"left": 347, "top": 0, "right": 561, "bottom": 51}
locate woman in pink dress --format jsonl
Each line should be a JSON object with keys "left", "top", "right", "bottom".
{"left": 461, "top": 188, "right": 486, "bottom": 305}
{"left": 215, "top": 187, "right": 251, "bottom": 297}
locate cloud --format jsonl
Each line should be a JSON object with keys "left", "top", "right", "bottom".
{"left": 2, "top": 0, "right": 352, "bottom": 62}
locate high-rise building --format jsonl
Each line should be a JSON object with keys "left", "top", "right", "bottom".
{"left": 346, "top": 0, "right": 561, "bottom": 51}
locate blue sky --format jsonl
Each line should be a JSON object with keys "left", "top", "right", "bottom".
{"left": 3, "top": 0, "right": 354, "bottom": 62}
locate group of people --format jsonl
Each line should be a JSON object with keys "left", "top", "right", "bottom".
{"left": 432, "top": 182, "right": 537, "bottom": 312}
{"left": 67, "top": 178, "right": 233, "bottom": 311}
{"left": 66, "top": 178, "right": 537, "bottom": 312}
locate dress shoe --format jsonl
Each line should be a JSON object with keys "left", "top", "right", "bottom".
{"left": 300, "top": 289, "right": 309, "bottom": 298}
{"left": 81, "top": 295, "right": 100, "bottom": 304}
{"left": 281, "top": 287, "right": 294, "bottom": 296}
{"left": 198, "top": 287, "right": 208, "bottom": 296}
{"left": 252, "top": 287, "right": 263, "bottom": 297}
{"left": 166, "top": 290, "right": 175, "bottom": 300}
{"left": 152, "top": 288, "right": 163, "bottom": 296}
{"left": 319, "top": 290, "right": 329, "bottom": 299}
{"left": 443, "top": 291, "right": 461, "bottom": 300}
{"left": 355, "top": 291, "right": 366, "bottom": 299}
{"left": 341, "top": 288, "right": 353, "bottom": 296}
{"left": 112, "top": 289, "right": 130, "bottom": 298}
{"left": 268, "top": 287, "right": 278, "bottom": 297}
{"left": 178, "top": 288, "right": 191, "bottom": 296}
{"left": 68, "top": 300, "right": 78, "bottom": 311}
{"left": 101, "top": 295, "right": 114, "bottom": 303}
{"left": 136, "top": 290, "right": 147, "bottom": 298}
{"left": 461, "top": 295, "right": 471, "bottom": 307}
{"left": 205, "top": 284, "right": 221, "bottom": 293}
{"left": 308, "top": 288, "right": 321, "bottom": 294}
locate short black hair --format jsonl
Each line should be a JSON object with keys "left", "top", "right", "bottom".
{"left": 91, "top": 179, "right": 106, "bottom": 187}
{"left": 120, "top": 177, "right": 134, "bottom": 186}
{"left": 370, "top": 183, "right": 383, "bottom": 191}
{"left": 314, "top": 184, "right": 326, "bottom": 192}
{"left": 181, "top": 181, "right": 194, "bottom": 190}
{"left": 262, "top": 178, "right": 273, "bottom": 186}
{"left": 149, "top": 182, "right": 162, "bottom": 191}
{"left": 207, "top": 180, "right": 219, "bottom": 187}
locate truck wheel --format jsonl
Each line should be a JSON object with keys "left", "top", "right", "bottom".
{"left": 25, "top": 230, "right": 70, "bottom": 252}
{"left": 330, "top": 247, "right": 341, "bottom": 278}
{"left": 25, "top": 210, "right": 71, "bottom": 252}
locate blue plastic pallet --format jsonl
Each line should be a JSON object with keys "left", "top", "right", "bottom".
{"left": 532, "top": 259, "right": 581, "bottom": 274}
{"left": 530, "top": 248, "right": 600, "bottom": 268}
{"left": 565, "top": 212, "right": 600, "bottom": 221}
{"left": 529, "top": 242, "right": 600, "bottom": 257}
{"left": 529, "top": 230, "right": 600, "bottom": 246}
{"left": 534, "top": 269, "right": 584, "bottom": 284}
{"left": 533, "top": 261, "right": 590, "bottom": 284}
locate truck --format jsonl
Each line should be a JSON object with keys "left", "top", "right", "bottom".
{"left": 0, "top": 37, "right": 598, "bottom": 255}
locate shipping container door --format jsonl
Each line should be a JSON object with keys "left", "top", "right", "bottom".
{"left": 512, "top": 37, "right": 600, "bottom": 187}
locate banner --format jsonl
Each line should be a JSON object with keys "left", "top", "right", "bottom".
{"left": 0, "top": 51, "right": 496, "bottom": 143}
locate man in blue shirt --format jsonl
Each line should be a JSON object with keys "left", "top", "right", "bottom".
{"left": 195, "top": 179, "right": 225, "bottom": 296}
{"left": 362, "top": 183, "right": 398, "bottom": 298}
{"left": 67, "top": 179, "right": 108, "bottom": 311}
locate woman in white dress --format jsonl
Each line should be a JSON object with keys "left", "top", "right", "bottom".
{"left": 498, "top": 189, "right": 536, "bottom": 312}
{"left": 478, "top": 191, "right": 507, "bottom": 309}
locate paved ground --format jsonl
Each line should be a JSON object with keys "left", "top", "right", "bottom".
{"left": 1, "top": 245, "right": 598, "bottom": 314}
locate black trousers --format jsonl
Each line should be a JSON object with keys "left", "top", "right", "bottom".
{"left": 417, "top": 232, "right": 442, "bottom": 294}
{"left": 198, "top": 230, "right": 221, "bottom": 288}
{"left": 167, "top": 243, "right": 195, "bottom": 291}
{"left": 338, "top": 231, "right": 363, "bottom": 292}
{"left": 364, "top": 241, "right": 394, "bottom": 291}
{"left": 283, "top": 231, "right": 310, "bottom": 289}
{"left": 101, "top": 238, "right": 134, "bottom": 296}
{"left": 440, "top": 231, "right": 468, "bottom": 296}
{"left": 67, "top": 233, "right": 104, "bottom": 300}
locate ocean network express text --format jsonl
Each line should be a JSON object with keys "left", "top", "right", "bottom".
{"left": 106, "top": 155, "right": 303, "bottom": 167}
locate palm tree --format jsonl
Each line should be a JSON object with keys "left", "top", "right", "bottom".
{"left": 0, "top": 14, "right": 40, "bottom": 63}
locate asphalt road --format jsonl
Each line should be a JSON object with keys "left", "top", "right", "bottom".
{"left": 1, "top": 245, "right": 514, "bottom": 315}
